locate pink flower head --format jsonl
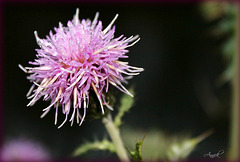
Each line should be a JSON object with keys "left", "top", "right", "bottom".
{"left": 19, "top": 9, "right": 143, "bottom": 128}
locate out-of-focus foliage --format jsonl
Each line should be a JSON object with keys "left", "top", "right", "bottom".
{"left": 200, "top": 2, "right": 237, "bottom": 85}
{"left": 166, "top": 130, "right": 213, "bottom": 161}
{"left": 0, "top": 138, "right": 50, "bottom": 161}
{"left": 200, "top": 2, "right": 227, "bottom": 21}
{"left": 72, "top": 139, "right": 115, "bottom": 157}
{"left": 200, "top": 2, "right": 238, "bottom": 159}
{"left": 122, "top": 127, "right": 212, "bottom": 161}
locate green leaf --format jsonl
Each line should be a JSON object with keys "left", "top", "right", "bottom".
{"left": 217, "top": 60, "right": 235, "bottom": 86}
{"left": 114, "top": 88, "right": 134, "bottom": 128}
{"left": 72, "top": 139, "right": 115, "bottom": 157}
{"left": 217, "top": 17, "right": 235, "bottom": 34}
{"left": 166, "top": 130, "right": 213, "bottom": 161}
{"left": 222, "top": 36, "right": 235, "bottom": 58}
{"left": 130, "top": 135, "right": 146, "bottom": 161}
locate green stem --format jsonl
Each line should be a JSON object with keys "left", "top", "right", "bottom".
{"left": 102, "top": 114, "right": 130, "bottom": 162}
{"left": 228, "top": 4, "right": 239, "bottom": 160}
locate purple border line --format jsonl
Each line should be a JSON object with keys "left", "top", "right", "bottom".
{"left": 0, "top": 0, "right": 239, "bottom": 161}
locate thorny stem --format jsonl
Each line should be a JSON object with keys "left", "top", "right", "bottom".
{"left": 102, "top": 113, "right": 130, "bottom": 162}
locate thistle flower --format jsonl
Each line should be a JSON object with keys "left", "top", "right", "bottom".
{"left": 19, "top": 9, "right": 143, "bottom": 128}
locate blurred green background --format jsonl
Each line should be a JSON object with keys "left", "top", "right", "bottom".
{"left": 2, "top": 2, "right": 237, "bottom": 160}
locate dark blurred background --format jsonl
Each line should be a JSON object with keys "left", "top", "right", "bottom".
{"left": 2, "top": 2, "right": 231, "bottom": 160}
